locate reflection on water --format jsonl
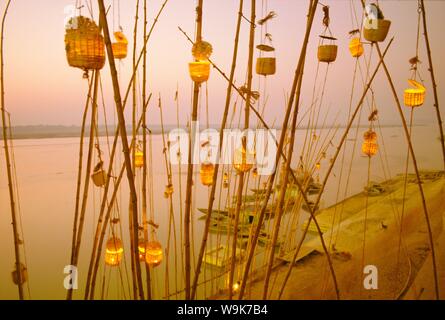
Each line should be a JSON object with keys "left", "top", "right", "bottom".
{"left": 0, "top": 125, "right": 442, "bottom": 299}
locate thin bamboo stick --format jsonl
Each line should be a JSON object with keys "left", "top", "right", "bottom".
{"left": 0, "top": 0, "right": 23, "bottom": 300}
{"left": 97, "top": 0, "right": 145, "bottom": 300}
{"left": 229, "top": 0, "right": 255, "bottom": 300}
{"left": 191, "top": 0, "right": 245, "bottom": 300}
{"left": 420, "top": 0, "right": 445, "bottom": 170}
{"left": 375, "top": 43, "right": 440, "bottom": 299}
{"left": 141, "top": 0, "right": 152, "bottom": 300}
{"left": 184, "top": 0, "right": 204, "bottom": 300}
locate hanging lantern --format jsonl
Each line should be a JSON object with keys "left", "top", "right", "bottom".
{"left": 105, "top": 237, "right": 124, "bottom": 267}
{"left": 404, "top": 79, "right": 426, "bottom": 107}
{"left": 145, "top": 240, "right": 163, "bottom": 267}
{"left": 200, "top": 162, "right": 215, "bottom": 186}
{"left": 318, "top": 35, "right": 338, "bottom": 63}
{"left": 233, "top": 147, "right": 255, "bottom": 173}
{"left": 11, "top": 263, "right": 28, "bottom": 285}
{"left": 349, "top": 37, "right": 364, "bottom": 58}
{"left": 315, "top": 162, "right": 321, "bottom": 170}
{"left": 91, "top": 162, "right": 107, "bottom": 187}
{"left": 363, "top": 19, "right": 391, "bottom": 43}
{"left": 164, "top": 183, "right": 174, "bottom": 198}
{"left": 363, "top": 129, "right": 378, "bottom": 142}
{"left": 252, "top": 167, "right": 258, "bottom": 178}
{"left": 223, "top": 173, "right": 229, "bottom": 188}
{"left": 135, "top": 149, "right": 144, "bottom": 168}
{"left": 138, "top": 239, "right": 147, "bottom": 262}
{"left": 65, "top": 16, "right": 106, "bottom": 72}
{"left": 189, "top": 61, "right": 211, "bottom": 83}
{"left": 112, "top": 31, "right": 128, "bottom": 60}
{"left": 192, "top": 41, "right": 213, "bottom": 61}
{"left": 256, "top": 57, "right": 276, "bottom": 76}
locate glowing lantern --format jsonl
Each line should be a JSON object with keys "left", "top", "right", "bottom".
{"left": 11, "top": 263, "right": 28, "bottom": 285}
{"left": 105, "top": 237, "right": 124, "bottom": 267}
{"left": 145, "top": 240, "right": 163, "bottom": 267}
{"left": 404, "top": 79, "right": 425, "bottom": 107}
{"left": 363, "top": 19, "right": 391, "bottom": 43}
{"left": 362, "top": 130, "right": 378, "bottom": 157}
{"left": 91, "top": 162, "right": 107, "bottom": 187}
{"left": 200, "top": 162, "right": 215, "bottom": 186}
{"left": 233, "top": 147, "right": 255, "bottom": 173}
{"left": 65, "top": 16, "right": 105, "bottom": 72}
{"left": 252, "top": 167, "right": 258, "bottom": 178}
{"left": 223, "top": 173, "right": 229, "bottom": 188}
{"left": 138, "top": 239, "right": 147, "bottom": 262}
{"left": 135, "top": 149, "right": 144, "bottom": 168}
{"left": 192, "top": 41, "right": 213, "bottom": 61}
{"left": 349, "top": 38, "right": 364, "bottom": 58}
{"left": 256, "top": 57, "right": 276, "bottom": 76}
{"left": 315, "top": 162, "right": 321, "bottom": 170}
{"left": 189, "top": 61, "right": 211, "bottom": 83}
{"left": 112, "top": 31, "right": 128, "bottom": 60}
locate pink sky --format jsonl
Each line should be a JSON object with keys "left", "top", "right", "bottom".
{"left": 2, "top": 0, "right": 445, "bottom": 129}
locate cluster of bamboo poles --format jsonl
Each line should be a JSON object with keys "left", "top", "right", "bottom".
{"left": 1, "top": 0, "right": 444, "bottom": 300}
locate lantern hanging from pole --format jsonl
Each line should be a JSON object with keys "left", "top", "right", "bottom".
{"left": 404, "top": 79, "right": 425, "bottom": 107}
{"left": 362, "top": 130, "right": 378, "bottom": 157}
{"left": 189, "top": 40, "right": 213, "bottom": 83}
{"left": 349, "top": 37, "right": 364, "bottom": 58}
{"left": 318, "top": 35, "right": 338, "bottom": 63}
{"left": 145, "top": 240, "right": 163, "bottom": 267}
{"left": 105, "top": 237, "right": 124, "bottom": 267}
{"left": 65, "top": 16, "right": 106, "bottom": 72}
{"left": 200, "top": 162, "right": 215, "bottom": 186}
{"left": 233, "top": 147, "right": 255, "bottom": 173}
{"left": 256, "top": 44, "right": 276, "bottom": 76}
{"left": 112, "top": 31, "right": 128, "bottom": 60}
{"left": 135, "top": 148, "right": 144, "bottom": 168}
{"left": 363, "top": 5, "right": 391, "bottom": 43}
{"left": 11, "top": 263, "right": 28, "bottom": 285}
{"left": 91, "top": 161, "right": 107, "bottom": 187}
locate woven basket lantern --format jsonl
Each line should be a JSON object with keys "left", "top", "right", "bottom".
{"left": 91, "top": 168, "right": 107, "bottom": 187}
{"left": 11, "top": 263, "right": 28, "bottom": 285}
{"left": 65, "top": 16, "right": 105, "bottom": 71}
{"left": 145, "top": 240, "right": 163, "bottom": 267}
{"left": 363, "top": 19, "right": 391, "bottom": 43}
{"left": 256, "top": 57, "right": 276, "bottom": 76}
{"left": 105, "top": 237, "right": 124, "bottom": 267}
{"left": 349, "top": 37, "right": 364, "bottom": 58}
{"left": 189, "top": 61, "right": 211, "bottom": 83}
{"left": 318, "top": 45, "right": 338, "bottom": 63}
{"left": 200, "top": 162, "right": 215, "bottom": 186}
{"left": 112, "top": 31, "right": 128, "bottom": 60}
{"left": 404, "top": 79, "right": 425, "bottom": 107}
{"left": 362, "top": 140, "right": 378, "bottom": 157}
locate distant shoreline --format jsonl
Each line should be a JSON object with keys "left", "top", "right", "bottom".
{"left": 1, "top": 124, "right": 426, "bottom": 140}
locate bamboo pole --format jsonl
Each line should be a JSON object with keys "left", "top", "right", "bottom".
{"left": 375, "top": 43, "right": 440, "bottom": 299}
{"left": 420, "top": 0, "right": 445, "bottom": 170}
{"left": 191, "top": 0, "right": 244, "bottom": 300}
{"left": 97, "top": 0, "right": 145, "bottom": 300}
{"left": 141, "top": 0, "right": 152, "bottom": 300}
{"left": 229, "top": 0, "right": 255, "bottom": 300}
{"left": 128, "top": 0, "right": 140, "bottom": 299}
{"left": 277, "top": 38, "right": 394, "bottom": 299}
{"left": 184, "top": 0, "right": 204, "bottom": 300}
{"left": 238, "top": 0, "right": 319, "bottom": 299}
{"left": 0, "top": 0, "right": 24, "bottom": 300}
{"left": 69, "top": 70, "right": 100, "bottom": 301}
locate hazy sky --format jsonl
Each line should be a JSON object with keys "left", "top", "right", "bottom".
{"left": 2, "top": 0, "right": 445, "bottom": 129}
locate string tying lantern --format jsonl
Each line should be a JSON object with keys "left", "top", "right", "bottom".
{"left": 65, "top": 16, "right": 105, "bottom": 75}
